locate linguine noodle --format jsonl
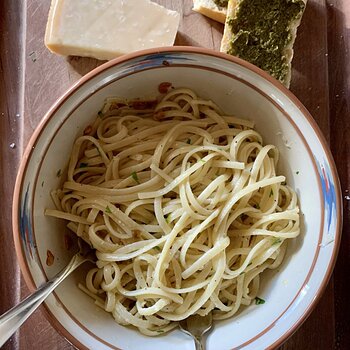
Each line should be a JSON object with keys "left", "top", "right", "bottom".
{"left": 45, "top": 86, "right": 300, "bottom": 335}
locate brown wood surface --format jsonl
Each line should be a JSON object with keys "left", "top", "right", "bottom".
{"left": 0, "top": 0, "right": 349, "bottom": 349}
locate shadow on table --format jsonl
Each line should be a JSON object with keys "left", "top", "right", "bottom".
{"left": 67, "top": 56, "right": 106, "bottom": 76}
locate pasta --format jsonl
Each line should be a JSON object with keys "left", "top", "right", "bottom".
{"left": 45, "top": 86, "right": 300, "bottom": 335}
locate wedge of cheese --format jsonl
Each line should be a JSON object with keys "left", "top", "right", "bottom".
{"left": 192, "top": 0, "right": 227, "bottom": 24}
{"left": 45, "top": 0, "right": 180, "bottom": 61}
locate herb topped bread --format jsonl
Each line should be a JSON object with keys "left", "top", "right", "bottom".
{"left": 220, "top": 0, "right": 307, "bottom": 87}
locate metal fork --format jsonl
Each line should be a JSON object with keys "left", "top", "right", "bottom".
{"left": 0, "top": 238, "right": 95, "bottom": 347}
{"left": 179, "top": 313, "right": 213, "bottom": 350}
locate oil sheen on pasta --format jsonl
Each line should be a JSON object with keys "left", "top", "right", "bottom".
{"left": 46, "top": 87, "right": 300, "bottom": 336}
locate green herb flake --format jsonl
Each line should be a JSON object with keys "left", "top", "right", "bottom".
{"left": 156, "top": 329, "right": 164, "bottom": 333}
{"left": 247, "top": 262, "right": 252, "bottom": 266}
{"left": 272, "top": 237, "right": 282, "bottom": 245}
{"left": 41, "top": 181, "right": 44, "bottom": 187}
{"left": 105, "top": 206, "right": 112, "bottom": 214}
{"left": 296, "top": 171, "right": 300, "bottom": 175}
{"left": 56, "top": 169, "right": 62, "bottom": 177}
{"left": 255, "top": 297, "right": 265, "bottom": 305}
{"left": 165, "top": 214, "right": 171, "bottom": 223}
{"left": 187, "top": 139, "right": 191, "bottom": 144}
{"left": 254, "top": 203, "right": 260, "bottom": 209}
{"left": 131, "top": 171, "right": 140, "bottom": 184}
{"left": 269, "top": 189, "right": 274, "bottom": 197}
{"left": 79, "top": 162, "right": 88, "bottom": 168}
{"left": 154, "top": 246, "right": 161, "bottom": 251}
{"left": 199, "top": 159, "right": 206, "bottom": 164}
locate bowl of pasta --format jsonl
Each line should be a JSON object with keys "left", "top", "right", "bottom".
{"left": 13, "top": 47, "right": 342, "bottom": 350}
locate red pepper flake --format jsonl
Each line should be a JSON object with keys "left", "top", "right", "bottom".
{"left": 64, "top": 234, "right": 73, "bottom": 250}
{"left": 153, "top": 111, "right": 165, "bottom": 121}
{"left": 132, "top": 230, "right": 141, "bottom": 239}
{"left": 130, "top": 100, "right": 158, "bottom": 110}
{"left": 83, "top": 125, "right": 93, "bottom": 135}
{"left": 110, "top": 102, "right": 127, "bottom": 110}
{"left": 46, "top": 250, "right": 55, "bottom": 266}
{"left": 158, "top": 82, "right": 172, "bottom": 94}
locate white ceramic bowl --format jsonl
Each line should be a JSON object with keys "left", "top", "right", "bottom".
{"left": 13, "top": 47, "right": 342, "bottom": 350}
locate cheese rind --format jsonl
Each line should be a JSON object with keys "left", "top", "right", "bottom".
{"left": 45, "top": 0, "right": 180, "bottom": 61}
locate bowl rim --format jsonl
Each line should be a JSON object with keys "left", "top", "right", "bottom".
{"left": 12, "top": 46, "right": 343, "bottom": 350}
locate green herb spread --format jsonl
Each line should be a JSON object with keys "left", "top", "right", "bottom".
{"left": 214, "top": 0, "right": 228, "bottom": 7}
{"left": 227, "top": 0, "right": 305, "bottom": 84}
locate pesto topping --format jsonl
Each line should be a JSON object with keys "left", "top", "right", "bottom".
{"left": 214, "top": 0, "right": 228, "bottom": 7}
{"left": 255, "top": 297, "right": 266, "bottom": 305}
{"left": 131, "top": 171, "right": 140, "bottom": 184}
{"left": 227, "top": 0, "right": 305, "bottom": 83}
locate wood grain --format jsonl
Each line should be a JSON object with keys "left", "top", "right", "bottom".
{"left": 327, "top": 1, "right": 350, "bottom": 349}
{"left": 0, "top": 0, "right": 24, "bottom": 349}
{"left": 0, "top": 0, "right": 349, "bottom": 349}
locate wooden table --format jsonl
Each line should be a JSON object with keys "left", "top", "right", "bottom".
{"left": 0, "top": 0, "right": 349, "bottom": 349}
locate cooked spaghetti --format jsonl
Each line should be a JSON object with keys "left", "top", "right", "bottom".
{"left": 45, "top": 86, "right": 300, "bottom": 335}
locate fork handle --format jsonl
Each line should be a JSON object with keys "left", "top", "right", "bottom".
{"left": 0, "top": 254, "right": 85, "bottom": 347}
{"left": 194, "top": 336, "right": 204, "bottom": 350}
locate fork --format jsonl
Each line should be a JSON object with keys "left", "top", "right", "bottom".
{"left": 0, "top": 238, "right": 95, "bottom": 347}
{"left": 179, "top": 313, "right": 213, "bottom": 350}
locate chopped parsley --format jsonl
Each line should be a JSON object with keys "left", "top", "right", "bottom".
{"left": 154, "top": 246, "right": 161, "bottom": 251}
{"left": 56, "top": 169, "right": 62, "bottom": 177}
{"left": 79, "top": 162, "right": 88, "bottom": 168}
{"left": 131, "top": 171, "right": 140, "bottom": 184}
{"left": 165, "top": 214, "right": 171, "bottom": 223}
{"left": 156, "top": 329, "right": 164, "bottom": 333}
{"left": 296, "top": 171, "right": 300, "bottom": 175}
{"left": 269, "top": 189, "right": 274, "bottom": 197}
{"left": 199, "top": 159, "right": 206, "bottom": 164}
{"left": 254, "top": 203, "right": 260, "bottom": 209}
{"left": 255, "top": 297, "right": 265, "bottom": 305}
{"left": 272, "top": 237, "right": 282, "bottom": 245}
{"left": 105, "top": 206, "right": 112, "bottom": 214}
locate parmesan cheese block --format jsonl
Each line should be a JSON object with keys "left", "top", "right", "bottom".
{"left": 192, "top": 0, "right": 227, "bottom": 24}
{"left": 45, "top": 0, "right": 180, "bottom": 61}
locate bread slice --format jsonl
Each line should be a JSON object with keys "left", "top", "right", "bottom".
{"left": 221, "top": 0, "right": 307, "bottom": 87}
{"left": 192, "top": 0, "right": 227, "bottom": 24}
